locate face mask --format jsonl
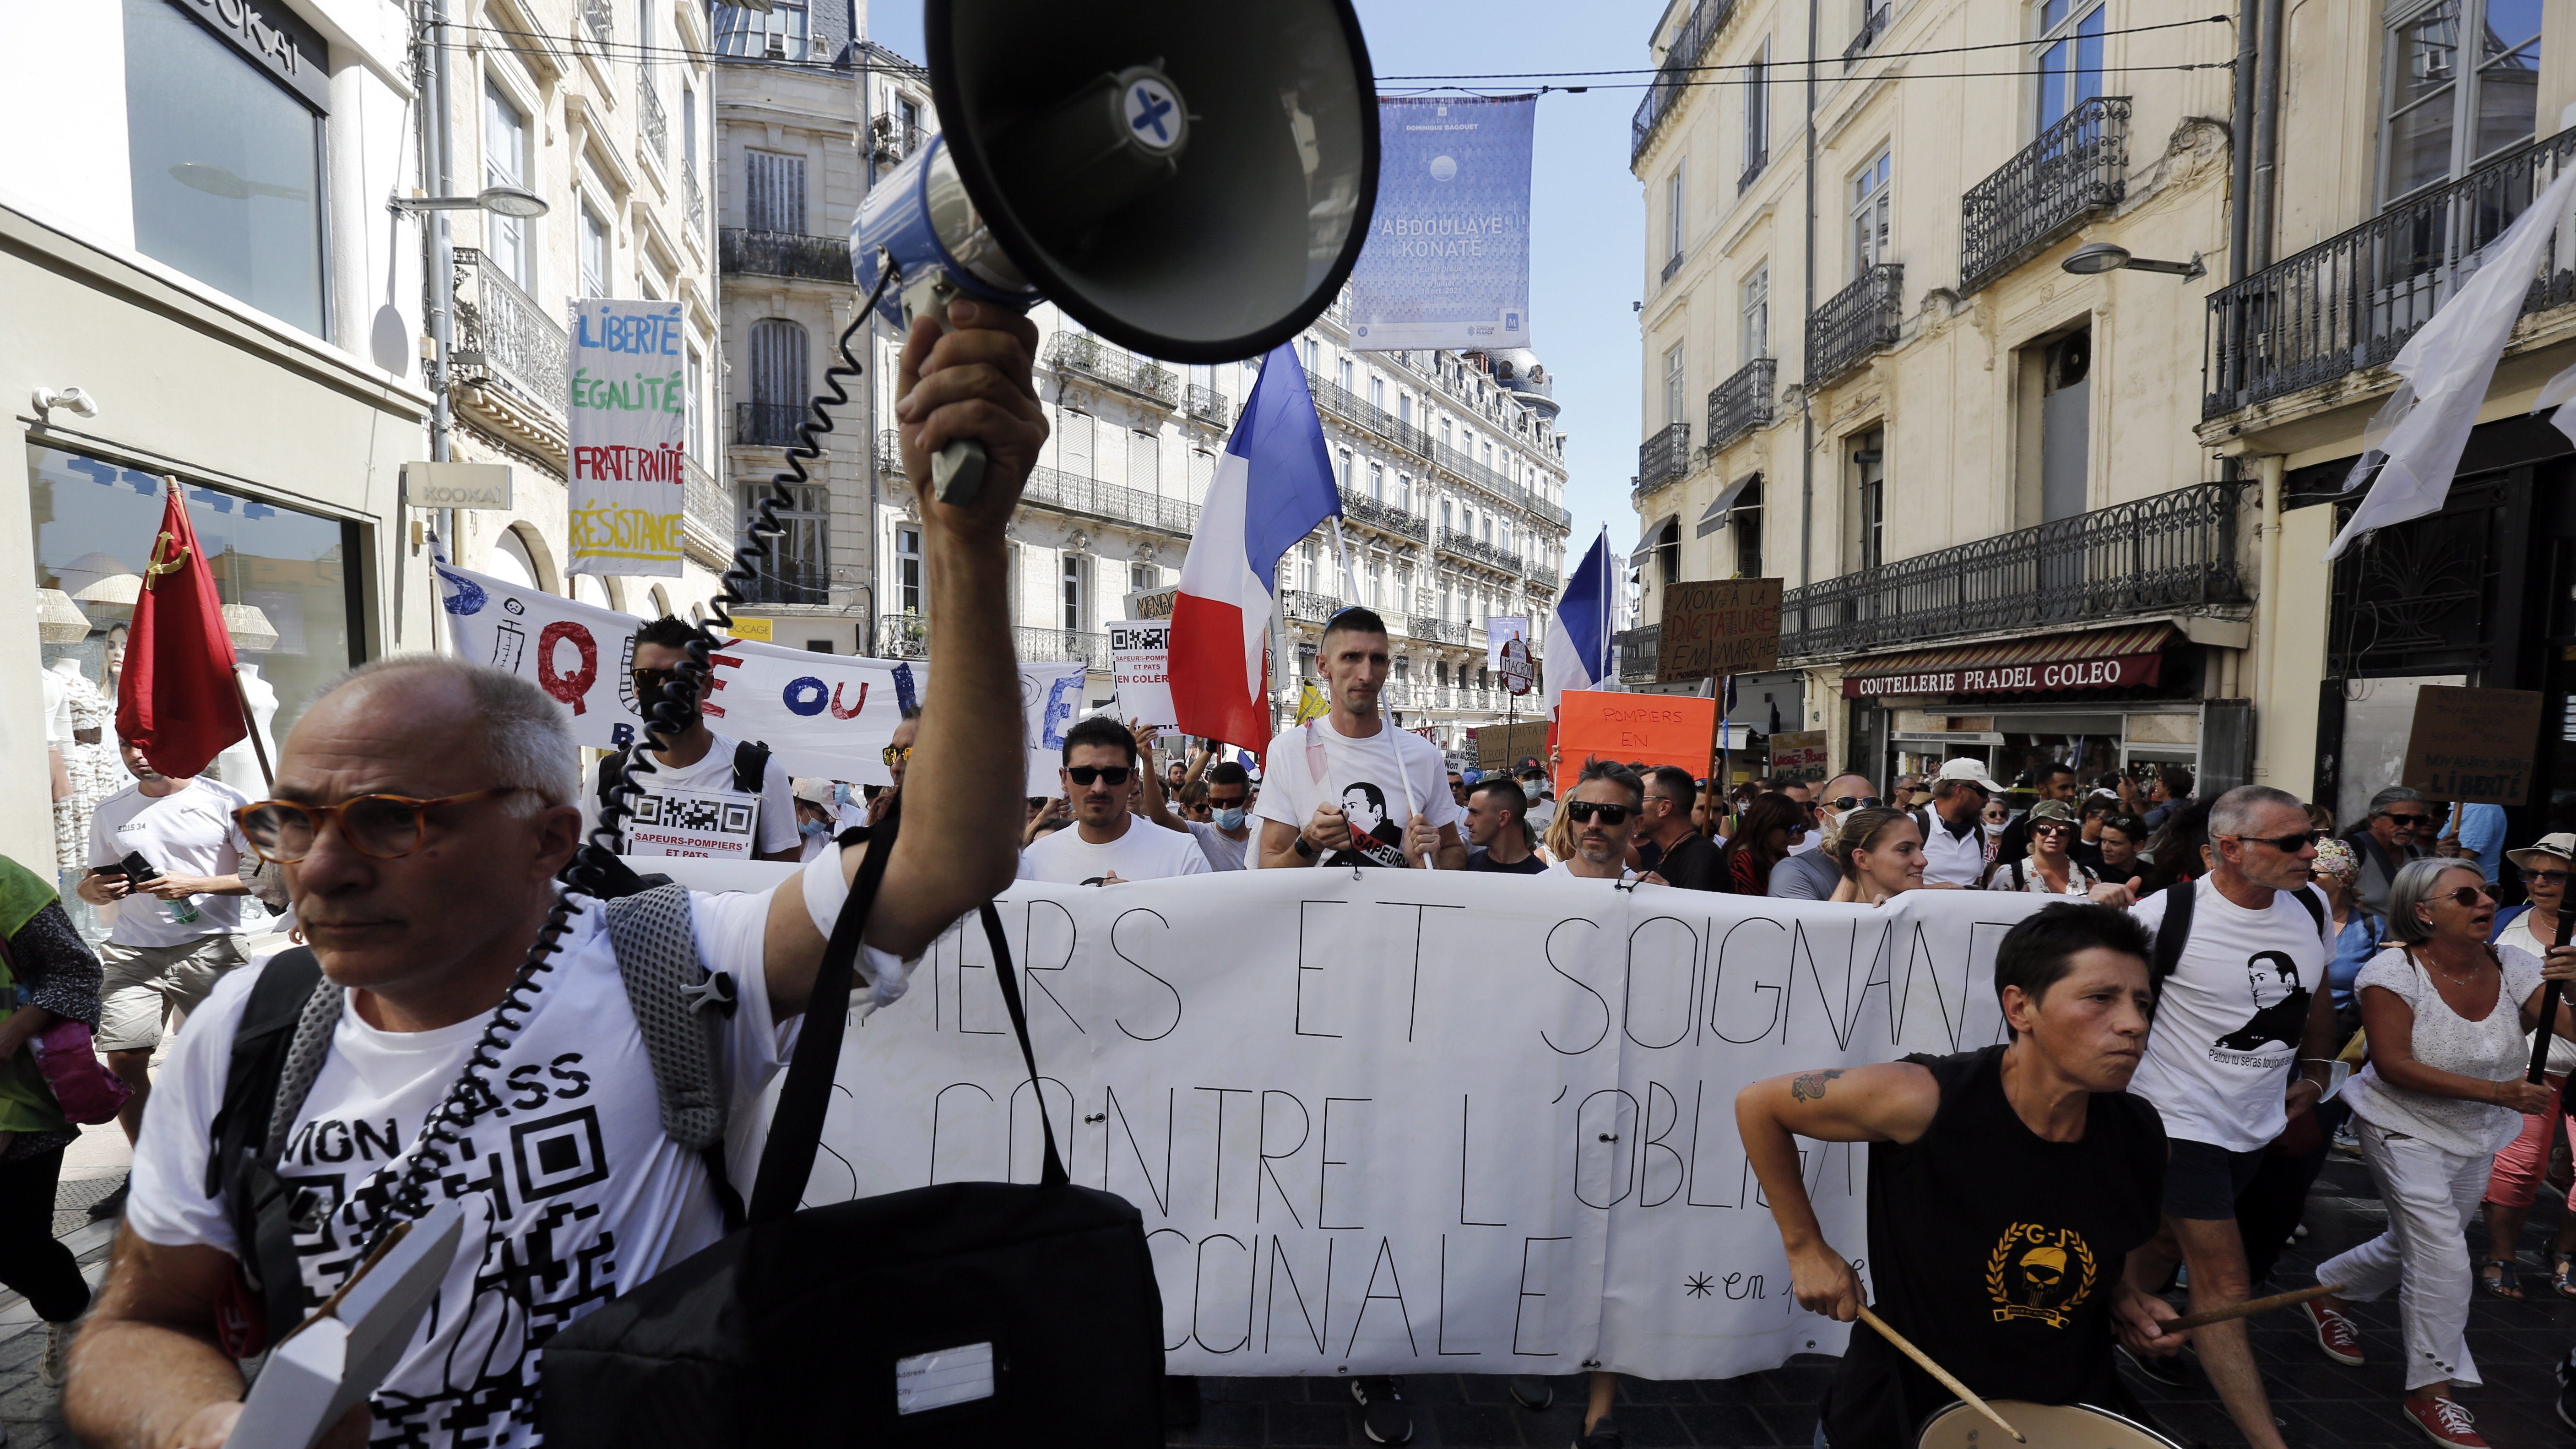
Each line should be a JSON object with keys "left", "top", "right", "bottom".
{"left": 799, "top": 818, "right": 831, "bottom": 839}
{"left": 1215, "top": 807, "right": 1247, "bottom": 831}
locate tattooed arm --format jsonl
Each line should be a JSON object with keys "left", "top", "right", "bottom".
{"left": 1734, "top": 1062, "right": 1941, "bottom": 1322}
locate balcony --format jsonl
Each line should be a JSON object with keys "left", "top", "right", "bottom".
{"left": 580, "top": 0, "right": 610, "bottom": 43}
{"left": 1636, "top": 422, "right": 1692, "bottom": 494}
{"left": 1411, "top": 615, "right": 1467, "bottom": 645}
{"left": 1661, "top": 251, "right": 1686, "bottom": 287}
{"left": 733, "top": 402, "right": 805, "bottom": 447}
{"left": 639, "top": 74, "right": 667, "bottom": 163}
{"left": 2203, "top": 125, "right": 2576, "bottom": 419}
{"left": 1282, "top": 590, "right": 1343, "bottom": 624}
{"left": 1739, "top": 148, "right": 1768, "bottom": 195}
{"left": 1616, "top": 626, "right": 1661, "bottom": 684}
{"left": 681, "top": 454, "right": 730, "bottom": 568}
{"left": 1961, "top": 97, "right": 2130, "bottom": 295}
{"left": 1312, "top": 378, "right": 1435, "bottom": 457}
{"left": 1705, "top": 358, "right": 1777, "bottom": 454}
{"left": 1046, "top": 332, "right": 1179, "bottom": 407}
{"left": 742, "top": 558, "right": 830, "bottom": 607}
{"left": 873, "top": 616, "right": 1110, "bottom": 670}
{"left": 720, "top": 228, "right": 852, "bottom": 283}
{"left": 1437, "top": 527, "right": 1520, "bottom": 573}
{"left": 1339, "top": 488, "right": 1430, "bottom": 541}
{"left": 1021, "top": 465, "right": 1199, "bottom": 538}
{"left": 1776, "top": 481, "right": 2250, "bottom": 661}
{"left": 876, "top": 613, "right": 929, "bottom": 659}
{"left": 1806, "top": 262, "right": 1904, "bottom": 390}
{"left": 1630, "top": 0, "right": 1741, "bottom": 162}
{"left": 451, "top": 247, "right": 567, "bottom": 423}
{"left": 1844, "top": 1, "right": 1890, "bottom": 67}
{"left": 1528, "top": 563, "right": 1561, "bottom": 592}
{"left": 876, "top": 428, "right": 906, "bottom": 475}
{"left": 1184, "top": 383, "right": 1232, "bottom": 427}
{"left": 684, "top": 164, "right": 706, "bottom": 239}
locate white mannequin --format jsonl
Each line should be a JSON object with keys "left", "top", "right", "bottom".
{"left": 43, "top": 657, "right": 77, "bottom": 743}
{"left": 211, "top": 663, "right": 280, "bottom": 793}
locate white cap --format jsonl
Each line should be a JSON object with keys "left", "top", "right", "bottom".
{"left": 1933, "top": 758, "right": 2005, "bottom": 795}
{"left": 791, "top": 777, "right": 838, "bottom": 808}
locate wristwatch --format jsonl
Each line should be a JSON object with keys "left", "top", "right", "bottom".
{"left": 1295, "top": 832, "right": 1319, "bottom": 859}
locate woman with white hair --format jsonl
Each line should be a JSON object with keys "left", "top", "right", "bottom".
{"left": 2304, "top": 857, "right": 2576, "bottom": 1447}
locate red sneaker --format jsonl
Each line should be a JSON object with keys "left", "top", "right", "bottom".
{"left": 2400, "top": 1396, "right": 2486, "bottom": 1448}
{"left": 2304, "top": 1298, "right": 2363, "bottom": 1365}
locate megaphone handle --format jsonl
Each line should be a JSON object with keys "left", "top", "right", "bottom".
{"left": 932, "top": 439, "right": 989, "bottom": 505}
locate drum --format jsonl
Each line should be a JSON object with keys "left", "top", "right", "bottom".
{"left": 1915, "top": 1400, "right": 2185, "bottom": 1449}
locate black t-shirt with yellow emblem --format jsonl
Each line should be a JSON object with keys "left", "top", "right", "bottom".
{"left": 1820, "top": 1044, "right": 2166, "bottom": 1449}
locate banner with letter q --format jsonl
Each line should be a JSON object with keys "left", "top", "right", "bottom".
{"left": 435, "top": 563, "right": 647, "bottom": 749}
{"left": 1347, "top": 95, "right": 1535, "bottom": 352}
{"left": 568, "top": 298, "right": 688, "bottom": 578}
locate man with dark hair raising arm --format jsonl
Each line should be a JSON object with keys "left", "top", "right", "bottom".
{"left": 1735, "top": 904, "right": 2187, "bottom": 1449}
{"left": 65, "top": 298, "right": 1046, "bottom": 1449}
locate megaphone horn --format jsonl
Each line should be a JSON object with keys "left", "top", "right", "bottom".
{"left": 851, "top": 0, "right": 1380, "bottom": 506}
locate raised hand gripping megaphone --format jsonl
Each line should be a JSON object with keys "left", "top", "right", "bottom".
{"left": 851, "top": 0, "right": 1381, "bottom": 505}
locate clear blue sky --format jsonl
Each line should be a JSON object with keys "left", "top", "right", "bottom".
{"left": 861, "top": 0, "right": 1662, "bottom": 570}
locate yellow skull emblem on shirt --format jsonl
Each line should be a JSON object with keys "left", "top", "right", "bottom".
{"left": 1985, "top": 1222, "right": 2099, "bottom": 1327}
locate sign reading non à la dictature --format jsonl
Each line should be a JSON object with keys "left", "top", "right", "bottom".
{"left": 1656, "top": 580, "right": 1783, "bottom": 682}
{"left": 2404, "top": 685, "right": 2543, "bottom": 804}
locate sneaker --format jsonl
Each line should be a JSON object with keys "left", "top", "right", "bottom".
{"left": 38, "top": 1323, "right": 67, "bottom": 1389}
{"left": 85, "top": 1180, "right": 127, "bottom": 1222}
{"left": 1352, "top": 1376, "right": 1413, "bottom": 1445}
{"left": 2303, "top": 1299, "right": 2364, "bottom": 1366}
{"left": 2400, "top": 1396, "right": 2486, "bottom": 1448}
{"left": 2117, "top": 1342, "right": 2193, "bottom": 1387}
{"left": 1510, "top": 1374, "right": 1555, "bottom": 1411}
{"left": 1574, "top": 1420, "right": 1624, "bottom": 1449}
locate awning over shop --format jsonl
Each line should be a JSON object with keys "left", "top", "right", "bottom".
{"left": 1696, "top": 473, "right": 1758, "bottom": 537}
{"left": 1839, "top": 623, "right": 2180, "bottom": 700}
{"left": 1630, "top": 515, "right": 1678, "bottom": 566}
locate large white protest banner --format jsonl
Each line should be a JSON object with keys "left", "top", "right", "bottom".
{"left": 701, "top": 641, "right": 1086, "bottom": 795}
{"left": 434, "top": 563, "right": 645, "bottom": 749}
{"left": 1108, "top": 620, "right": 1176, "bottom": 729}
{"left": 801, "top": 873, "right": 2046, "bottom": 1380}
{"left": 568, "top": 299, "right": 688, "bottom": 578}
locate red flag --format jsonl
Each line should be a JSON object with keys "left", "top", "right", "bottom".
{"left": 116, "top": 481, "right": 244, "bottom": 778}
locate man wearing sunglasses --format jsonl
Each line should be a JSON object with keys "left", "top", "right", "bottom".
{"left": 1019, "top": 714, "right": 1209, "bottom": 885}
{"left": 579, "top": 616, "right": 802, "bottom": 863}
{"left": 2339, "top": 786, "right": 2435, "bottom": 924}
{"left": 1769, "top": 773, "right": 1880, "bottom": 901}
{"left": 70, "top": 294, "right": 1045, "bottom": 1449}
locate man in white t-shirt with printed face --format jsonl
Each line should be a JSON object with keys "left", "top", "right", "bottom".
{"left": 68, "top": 299, "right": 1043, "bottom": 1449}
{"left": 1255, "top": 608, "right": 1465, "bottom": 870}
{"left": 1019, "top": 715, "right": 1211, "bottom": 884}
{"left": 76, "top": 740, "right": 255, "bottom": 1155}
{"left": 580, "top": 616, "right": 802, "bottom": 863}
{"left": 2121, "top": 784, "right": 2337, "bottom": 1449}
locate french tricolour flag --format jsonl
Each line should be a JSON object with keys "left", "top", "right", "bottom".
{"left": 1170, "top": 342, "right": 1341, "bottom": 752}
{"left": 1541, "top": 529, "right": 1615, "bottom": 723}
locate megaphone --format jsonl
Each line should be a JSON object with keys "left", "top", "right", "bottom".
{"left": 851, "top": 0, "right": 1379, "bottom": 505}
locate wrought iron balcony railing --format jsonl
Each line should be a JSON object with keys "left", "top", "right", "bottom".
{"left": 1739, "top": 150, "right": 1768, "bottom": 195}
{"left": 639, "top": 74, "right": 667, "bottom": 163}
{"left": 1616, "top": 626, "right": 1661, "bottom": 684}
{"left": 1637, "top": 422, "right": 1692, "bottom": 492}
{"left": 720, "top": 228, "right": 852, "bottom": 283}
{"left": 1776, "top": 481, "right": 2250, "bottom": 660}
{"left": 873, "top": 615, "right": 1111, "bottom": 669}
{"left": 2203, "top": 124, "right": 2576, "bottom": 419}
{"left": 1020, "top": 464, "right": 1199, "bottom": 537}
{"left": 681, "top": 454, "right": 730, "bottom": 557}
{"left": 1807, "top": 262, "right": 1904, "bottom": 389}
{"left": 1045, "top": 332, "right": 1179, "bottom": 407}
{"left": 1630, "top": 0, "right": 1741, "bottom": 162}
{"left": 1411, "top": 616, "right": 1467, "bottom": 645}
{"left": 1844, "top": 1, "right": 1891, "bottom": 67}
{"left": 742, "top": 558, "right": 830, "bottom": 607}
{"left": 734, "top": 402, "right": 806, "bottom": 446}
{"left": 1184, "top": 383, "right": 1231, "bottom": 426}
{"left": 580, "top": 0, "right": 611, "bottom": 43}
{"left": 450, "top": 247, "right": 567, "bottom": 420}
{"left": 1529, "top": 563, "right": 1561, "bottom": 591}
{"left": 1339, "top": 488, "right": 1431, "bottom": 541}
{"left": 1312, "top": 379, "right": 1436, "bottom": 457}
{"left": 1961, "top": 97, "right": 2130, "bottom": 295}
{"left": 683, "top": 164, "right": 706, "bottom": 240}
{"left": 877, "top": 613, "right": 930, "bottom": 659}
{"left": 1437, "top": 528, "right": 1520, "bottom": 573}
{"left": 1283, "top": 590, "right": 1343, "bottom": 624}
{"left": 1705, "top": 358, "right": 1777, "bottom": 453}
{"left": 1661, "top": 251, "right": 1686, "bottom": 286}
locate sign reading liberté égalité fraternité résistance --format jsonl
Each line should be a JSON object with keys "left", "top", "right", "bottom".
{"left": 568, "top": 299, "right": 687, "bottom": 579}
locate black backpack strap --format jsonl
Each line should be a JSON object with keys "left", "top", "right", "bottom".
{"left": 206, "top": 948, "right": 334, "bottom": 1349}
{"left": 2153, "top": 878, "right": 2197, "bottom": 982}
{"left": 733, "top": 739, "right": 771, "bottom": 796}
{"left": 2290, "top": 884, "right": 2328, "bottom": 942}
{"left": 206, "top": 948, "right": 326, "bottom": 1200}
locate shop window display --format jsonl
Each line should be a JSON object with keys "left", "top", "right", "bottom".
{"left": 25, "top": 447, "right": 362, "bottom": 885}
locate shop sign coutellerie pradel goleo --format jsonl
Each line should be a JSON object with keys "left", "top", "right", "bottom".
{"left": 1838, "top": 624, "right": 2176, "bottom": 700}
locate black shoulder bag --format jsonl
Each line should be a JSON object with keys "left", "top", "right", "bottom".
{"left": 537, "top": 805, "right": 1166, "bottom": 1447}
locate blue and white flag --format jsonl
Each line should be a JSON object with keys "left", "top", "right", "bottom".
{"left": 1542, "top": 530, "right": 1615, "bottom": 722}
{"left": 1347, "top": 95, "right": 1535, "bottom": 351}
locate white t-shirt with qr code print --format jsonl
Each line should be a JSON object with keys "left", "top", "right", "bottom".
{"left": 123, "top": 890, "right": 788, "bottom": 1449}
{"left": 581, "top": 728, "right": 800, "bottom": 858}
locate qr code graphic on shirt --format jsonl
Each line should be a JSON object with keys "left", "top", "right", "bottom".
{"left": 634, "top": 792, "right": 755, "bottom": 837}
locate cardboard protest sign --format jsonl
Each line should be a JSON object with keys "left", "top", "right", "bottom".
{"left": 1656, "top": 579, "right": 1782, "bottom": 681}
{"left": 800, "top": 872, "right": 2054, "bottom": 1382}
{"left": 2403, "top": 686, "right": 2543, "bottom": 804}
{"left": 1474, "top": 721, "right": 1549, "bottom": 773}
{"left": 567, "top": 300, "right": 687, "bottom": 578}
{"left": 1109, "top": 620, "right": 1177, "bottom": 729}
{"left": 1768, "top": 730, "right": 1828, "bottom": 783}
{"left": 1553, "top": 689, "right": 1715, "bottom": 797}
{"left": 434, "top": 563, "right": 646, "bottom": 749}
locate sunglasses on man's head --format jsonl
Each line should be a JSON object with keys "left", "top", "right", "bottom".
{"left": 1067, "top": 765, "right": 1133, "bottom": 787}
{"left": 1565, "top": 800, "right": 1632, "bottom": 826}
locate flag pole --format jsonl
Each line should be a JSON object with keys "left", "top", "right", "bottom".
{"left": 233, "top": 669, "right": 276, "bottom": 792}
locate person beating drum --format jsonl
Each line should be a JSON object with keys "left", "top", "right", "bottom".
{"left": 1736, "top": 903, "right": 2190, "bottom": 1448}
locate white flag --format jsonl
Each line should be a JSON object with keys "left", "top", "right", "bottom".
{"left": 435, "top": 563, "right": 646, "bottom": 749}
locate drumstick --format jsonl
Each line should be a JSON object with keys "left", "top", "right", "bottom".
{"left": 1855, "top": 1305, "right": 2024, "bottom": 1444}
{"left": 2161, "top": 1281, "right": 2347, "bottom": 1332}
{"left": 2527, "top": 910, "right": 2575, "bottom": 1083}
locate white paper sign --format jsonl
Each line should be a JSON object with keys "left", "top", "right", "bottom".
{"left": 806, "top": 875, "right": 2051, "bottom": 1381}
{"left": 434, "top": 563, "right": 645, "bottom": 749}
{"left": 1108, "top": 620, "right": 1176, "bottom": 729}
{"left": 1020, "top": 660, "right": 1089, "bottom": 797}
{"left": 568, "top": 299, "right": 688, "bottom": 578}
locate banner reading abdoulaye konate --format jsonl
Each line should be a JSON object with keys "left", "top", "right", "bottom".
{"left": 568, "top": 299, "right": 686, "bottom": 578}
{"left": 1347, "top": 95, "right": 1535, "bottom": 352}
{"left": 799, "top": 873, "right": 2050, "bottom": 1381}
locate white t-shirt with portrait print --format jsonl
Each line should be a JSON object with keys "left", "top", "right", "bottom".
{"left": 124, "top": 890, "right": 794, "bottom": 1448}
{"left": 2126, "top": 877, "right": 2332, "bottom": 1152}
{"left": 1253, "top": 719, "right": 1463, "bottom": 868}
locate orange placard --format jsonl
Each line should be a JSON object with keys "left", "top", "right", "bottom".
{"left": 1553, "top": 690, "right": 1717, "bottom": 798}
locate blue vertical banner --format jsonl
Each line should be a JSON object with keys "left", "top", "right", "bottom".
{"left": 1347, "top": 95, "right": 1535, "bottom": 352}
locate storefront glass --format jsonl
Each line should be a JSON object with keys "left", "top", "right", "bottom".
{"left": 27, "top": 445, "right": 363, "bottom": 830}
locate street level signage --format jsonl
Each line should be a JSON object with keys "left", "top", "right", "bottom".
{"left": 400, "top": 462, "right": 513, "bottom": 510}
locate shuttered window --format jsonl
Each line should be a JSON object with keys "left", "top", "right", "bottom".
{"left": 745, "top": 150, "right": 806, "bottom": 233}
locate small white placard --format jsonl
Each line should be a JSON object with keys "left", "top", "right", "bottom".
{"left": 895, "top": 1341, "right": 995, "bottom": 1415}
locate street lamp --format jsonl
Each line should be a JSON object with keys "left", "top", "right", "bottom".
{"left": 390, "top": 185, "right": 550, "bottom": 218}
{"left": 2061, "top": 242, "right": 2204, "bottom": 279}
